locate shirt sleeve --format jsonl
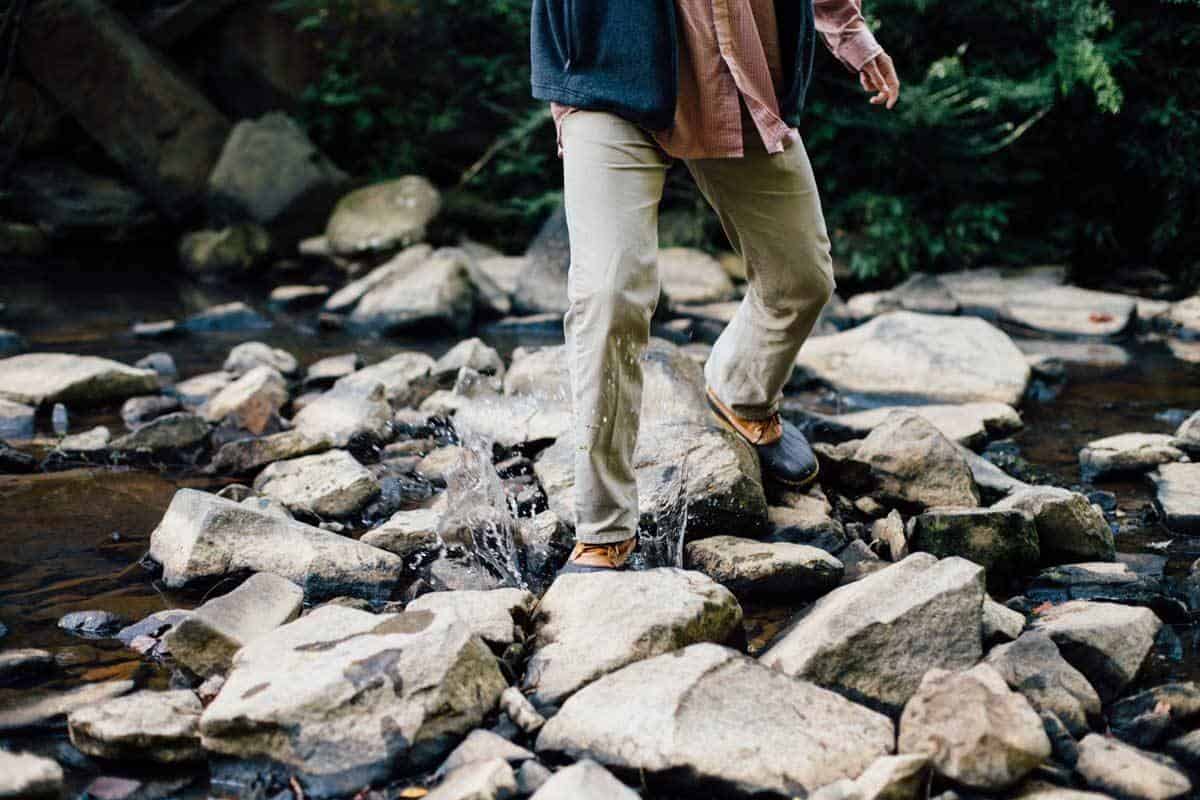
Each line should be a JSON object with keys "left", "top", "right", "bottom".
{"left": 813, "top": 0, "right": 884, "bottom": 73}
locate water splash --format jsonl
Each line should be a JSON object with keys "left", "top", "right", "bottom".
{"left": 631, "top": 452, "right": 690, "bottom": 570}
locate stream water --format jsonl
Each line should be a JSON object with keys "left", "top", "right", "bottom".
{"left": 2, "top": 252, "right": 1200, "bottom": 794}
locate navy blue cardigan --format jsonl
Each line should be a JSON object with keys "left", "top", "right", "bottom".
{"left": 530, "top": 0, "right": 817, "bottom": 131}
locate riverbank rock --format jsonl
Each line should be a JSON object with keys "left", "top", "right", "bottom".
{"left": 658, "top": 247, "right": 736, "bottom": 305}
{"left": 348, "top": 248, "right": 476, "bottom": 334}
{"left": 0, "top": 680, "right": 134, "bottom": 731}
{"left": 761, "top": 554, "right": 985, "bottom": 714}
{"left": 852, "top": 412, "right": 981, "bottom": 512}
{"left": 1168, "top": 295, "right": 1200, "bottom": 340}
{"left": 794, "top": 312, "right": 1030, "bottom": 406}
{"left": 360, "top": 507, "right": 442, "bottom": 559}
{"left": 67, "top": 689, "right": 203, "bottom": 763}
{"left": 224, "top": 342, "right": 298, "bottom": 376}
{"left": 898, "top": 664, "right": 1051, "bottom": 790}
{"left": 110, "top": 411, "right": 209, "bottom": 454}
{"left": 537, "top": 643, "right": 894, "bottom": 797}
{"left": 766, "top": 496, "right": 849, "bottom": 553}
{"left": 1029, "top": 600, "right": 1161, "bottom": 702}
{"left": 1075, "top": 734, "right": 1191, "bottom": 800}
{"left": 534, "top": 339, "right": 767, "bottom": 538}
{"left": 1079, "top": 433, "right": 1185, "bottom": 481}
{"left": 199, "top": 606, "right": 507, "bottom": 795}
{"left": 1026, "top": 562, "right": 1172, "bottom": 612}
{"left": 148, "top": 488, "right": 403, "bottom": 601}
{"left": 1150, "top": 463, "right": 1200, "bottom": 534}
{"left": 908, "top": 507, "right": 1039, "bottom": 580}
{"left": 993, "top": 486, "right": 1115, "bottom": 562}
{"left": 210, "top": 429, "right": 331, "bottom": 475}
{"left": 165, "top": 573, "right": 302, "bottom": 678}
{"left": 407, "top": 588, "right": 535, "bottom": 648}
{"left": 529, "top": 760, "right": 636, "bottom": 799}
{"left": 201, "top": 365, "right": 288, "bottom": 435}
{"left": 291, "top": 380, "right": 393, "bottom": 447}
{"left": 335, "top": 351, "right": 435, "bottom": 408}
{"left": 435, "top": 338, "right": 505, "bottom": 381}
{"left": 513, "top": 206, "right": 569, "bottom": 315}
{"left": 803, "top": 402, "right": 1022, "bottom": 449}
{"left": 253, "top": 449, "right": 380, "bottom": 518}
{"left": 523, "top": 569, "right": 742, "bottom": 707}
{"left": 0, "top": 353, "right": 157, "bottom": 406}
{"left": 179, "top": 224, "right": 271, "bottom": 277}
{"left": 326, "top": 176, "right": 440, "bottom": 255}
{"left": 436, "top": 729, "right": 533, "bottom": 775}
{"left": 985, "top": 632, "right": 1102, "bottom": 737}
{"left": 426, "top": 758, "right": 517, "bottom": 800}
{"left": 0, "top": 399, "right": 34, "bottom": 439}
{"left": 684, "top": 535, "right": 843, "bottom": 599}
{"left": 182, "top": 301, "right": 271, "bottom": 332}
{"left": 0, "top": 750, "right": 63, "bottom": 798}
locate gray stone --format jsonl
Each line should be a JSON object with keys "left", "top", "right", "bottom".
{"left": 437, "top": 729, "right": 533, "bottom": 775}
{"left": 1150, "top": 463, "right": 1200, "bottom": 535}
{"left": 516, "top": 761, "right": 553, "bottom": 796}
{"left": 348, "top": 248, "right": 476, "bottom": 334}
{"left": 1167, "top": 295, "right": 1200, "bottom": 340}
{"left": 898, "top": 664, "right": 1051, "bottom": 790}
{"left": 325, "top": 243, "right": 434, "bottom": 313}
{"left": 111, "top": 412, "right": 208, "bottom": 453}
{"left": 326, "top": 176, "right": 440, "bottom": 255}
{"left": 407, "top": 588, "right": 536, "bottom": 648}
{"left": 852, "top": 412, "right": 981, "bottom": 512}
{"left": 523, "top": 568, "right": 742, "bottom": 707}
{"left": 67, "top": 689, "right": 204, "bottom": 763}
{"left": 503, "top": 345, "right": 569, "bottom": 400}
{"left": 426, "top": 758, "right": 517, "bottom": 800}
{"left": 1027, "top": 562, "right": 1171, "bottom": 610}
{"left": 982, "top": 596, "right": 1026, "bottom": 643}
{"left": 0, "top": 398, "right": 35, "bottom": 439}
{"left": 304, "top": 353, "right": 362, "bottom": 388}
{"left": 148, "top": 488, "right": 403, "bottom": 601}
{"left": 761, "top": 554, "right": 985, "bottom": 714}
{"left": 994, "top": 487, "right": 1115, "bottom": 562}
{"left": 908, "top": 507, "right": 1039, "bottom": 580}
{"left": 210, "top": 429, "right": 331, "bottom": 475}
{"left": 537, "top": 643, "right": 895, "bottom": 798}
{"left": 1176, "top": 410, "right": 1200, "bottom": 452}
{"left": 513, "top": 206, "right": 569, "bottom": 315}
{"left": 179, "top": 224, "right": 271, "bottom": 276}
{"left": 500, "top": 687, "right": 545, "bottom": 735}
{"left": 182, "top": 301, "right": 271, "bottom": 332}
{"left": 269, "top": 284, "right": 330, "bottom": 309}
{"left": 165, "top": 573, "right": 303, "bottom": 677}
{"left": 0, "top": 353, "right": 157, "bottom": 406}
{"left": 435, "top": 338, "right": 505, "bottom": 380}
{"left": 199, "top": 606, "right": 507, "bottom": 792}
{"left": 1079, "top": 433, "right": 1185, "bottom": 481}
{"left": 292, "top": 380, "right": 393, "bottom": 447}
{"left": 685, "top": 535, "right": 843, "bottom": 599}
{"left": 872, "top": 509, "right": 908, "bottom": 561}
{"left": 767, "top": 495, "right": 848, "bottom": 553}
{"left": 58, "top": 425, "right": 110, "bottom": 453}
{"left": 476, "top": 255, "right": 526, "bottom": 298}
{"left": 958, "top": 444, "right": 1032, "bottom": 499}
{"left": 658, "top": 247, "right": 736, "bottom": 305}
{"left": 529, "top": 760, "right": 637, "bottom": 800}
{"left": 1075, "top": 734, "right": 1190, "bottom": 800}
{"left": 175, "top": 370, "right": 233, "bottom": 411}
{"left": 1010, "top": 782, "right": 1112, "bottom": 800}
{"left": 201, "top": 365, "right": 288, "bottom": 435}
{"left": 1029, "top": 600, "right": 1161, "bottom": 702}
{"left": 253, "top": 449, "right": 380, "bottom": 518}
{"left": 224, "top": 341, "right": 298, "bottom": 376}
{"left": 335, "top": 351, "right": 436, "bottom": 409}
{"left": 0, "top": 328, "right": 25, "bottom": 357}
{"left": 0, "top": 750, "right": 63, "bottom": 798}
{"left": 794, "top": 311, "right": 1030, "bottom": 406}
{"left": 813, "top": 754, "right": 931, "bottom": 800}
{"left": 115, "top": 609, "right": 192, "bottom": 646}
{"left": 1109, "top": 683, "right": 1200, "bottom": 749}
{"left": 121, "top": 394, "right": 181, "bottom": 429}
{"left": 820, "top": 402, "right": 1023, "bottom": 449}
{"left": 0, "top": 680, "right": 134, "bottom": 731}
{"left": 1165, "top": 729, "right": 1200, "bottom": 769}
{"left": 58, "top": 609, "right": 125, "bottom": 637}
{"left": 360, "top": 507, "right": 443, "bottom": 559}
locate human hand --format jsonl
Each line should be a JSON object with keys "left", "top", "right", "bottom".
{"left": 860, "top": 51, "right": 900, "bottom": 109}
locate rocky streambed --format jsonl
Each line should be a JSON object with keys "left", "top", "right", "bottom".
{"left": 3, "top": 244, "right": 1200, "bottom": 800}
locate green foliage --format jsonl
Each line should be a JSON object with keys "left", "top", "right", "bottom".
{"left": 273, "top": 0, "right": 1200, "bottom": 285}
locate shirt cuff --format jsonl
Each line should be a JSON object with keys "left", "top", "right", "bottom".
{"left": 836, "top": 27, "right": 884, "bottom": 73}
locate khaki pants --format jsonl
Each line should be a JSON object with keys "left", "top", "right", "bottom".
{"left": 561, "top": 106, "right": 835, "bottom": 544}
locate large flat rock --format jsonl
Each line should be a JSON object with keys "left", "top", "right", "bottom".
{"left": 0, "top": 353, "right": 158, "bottom": 406}
{"left": 253, "top": 449, "right": 380, "bottom": 518}
{"left": 536, "top": 643, "right": 895, "bottom": 798}
{"left": 1150, "top": 463, "right": 1200, "bottom": 535}
{"left": 684, "top": 535, "right": 843, "bottom": 599}
{"left": 67, "top": 689, "right": 203, "bottom": 763}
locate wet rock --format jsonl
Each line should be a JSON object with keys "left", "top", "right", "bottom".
{"left": 0, "top": 750, "right": 63, "bottom": 798}
{"left": 407, "top": 588, "right": 535, "bottom": 648}
{"left": 794, "top": 311, "right": 1030, "bottom": 406}
{"left": 210, "top": 429, "right": 331, "bottom": 475}
{"left": 852, "top": 412, "right": 980, "bottom": 512}
{"left": 179, "top": 224, "right": 271, "bottom": 277}
{"left": 348, "top": 247, "right": 476, "bottom": 334}
{"left": 537, "top": 643, "right": 894, "bottom": 797}
{"left": 111, "top": 412, "right": 209, "bottom": 454}
{"left": 1165, "top": 729, "right": 1200, "bottom": 769}
{"left": 813, "top": 402, "right": 1023, "bottom": 449}
{"left": 0, "top": 440, "right": 37, "bottom": 473}
{"left": 811, "top": 754, "right": 931, "bottom": 800}
{"left": 166, "top": 573, "right": 303, "bottom": 678}
{"left": 517, "top": 511, "right": 571, "bottom": 581}
{"left": 658, "top": 247, "right": 736, "bottom": 305}
{"left": 56, "top": 425, "right": 111, "bottom": 456}
{"left": 252, "top": 449, "right": 380, "bottom": 518}
{"left": 985, "top": 632, "right": 1101, "bottom": 738}
{"left": 148, "top": 488, "right": 403, "bottom": 601}
{"left": 201, "top": 365, "right": 288, "bottom": 435}
{"left": 181, "top": 301, "right": 271, "bottom": 332}
{"left": 513, "top": 205, "right": 569, "bottom": 315}
{"left": 121, "top": 395, "right": 180, "bottom": 429}
{"left": 269, "top": 284, "right": 330, "bottom": 310}
{"left": 767, "top": 494, "right": 848, "bottom": 553}
{"left": 872, "top": 509, "right": 908, "bottom": 561}
{"left": 208, "top": 112, "right": 348, "bottom": 245}
{"left": 115, "top": 610, "right": 192, "bottom": 648}
{"left": 325, "top": 244, "right": 433, "bottom": 313}
{"left": 0, "top": 680, "right": 134, "bottom": 731}
{"left": 435, "top": 338, "right": 505, "bottom": 381}
{"left": 326, "top": 176, "right": 440, "bottom": 255}
{"left": 993, "top": 487, "right": 1115, "bottom": 562}
{"left": 523, "top": 569, "right": 741, "bottom": 707}
{"left": 199, "top": 606, "right": 507, "bottom": 793}
{"left": 1027, "top": 562, "right": 1174, "bottom": 615}
{"left": 223, "top": 341, "right": 298, "bottom": 377}
{"left": 426, "top": 758, "right": 517, "bottom": 800}
{"left": 68, "top": 689, "right": 203, "bottom": 763}
{"left": 0, "top": 353, "right": 157, "bottom": 406}
{"left": 982, "top": 596, "right": 1025, "bottom": 643}
{"left": 1149, "top": 463, "right": 1200, "bottom": 535}
{"left": 58, "top": 610, "right": 126, "bottom": 637}
{"left": 761, "top": 554, "right": 985, "bottom": 714}
{"left": 908, "top": 507, "right": 1039, "bottom": 580}
{"left": 437, "top": 729, "right": 533, "bottom": 775}
{"left": 0, "top": 648, "right": 53, "bottom": 684}
{"left": 292, "top": 380, "right": 393, "bottom": 448}
{"left": 1029, "top": 601, "right": 1161, "bottom": 702}
{"left": 1079, "top": 433, "right": 1185, "bottom": 481}
{"left": 336, "top": 351, "right": 435, "bottom": 408}
{"left": 684, "top": 535, "right": 843, "bottom": 599}
{"left": 898, "top": 664, "right": 1051, "bottom": 790}
{"left": 838, "top": 539, "right": 887, "bottom": 582}
{"left": 500, "top": 687, "right": 545, "bottom": 735}
{"left": 528, "top": 760, "right": 635, "bottom": 799}
{"left": 958, "top": 444, "right": 1032, "bottom": 500}
{"left": 175, "top": 371, "right": 233, "bottom": 411}
{"left": 360, "top": 507, "right": 443, "bottom": 559}
{"left": 1109, "top": 683, "right": 1200, "bottom": 749}
{"left": 1075, "top": 734, "right": 1190, "bottom": 800}
{"left": 304, "top": 353, "right": 362, "bottom": 389}
{"left": 0, "top": 398, "right": 35, "bottom": 439}
{"left": 503, "top": 345, "right": 569, "bottom": 399}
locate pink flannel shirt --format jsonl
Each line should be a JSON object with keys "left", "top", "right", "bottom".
{"left": 551, "top": 0, "right": 882, "bottom": 159}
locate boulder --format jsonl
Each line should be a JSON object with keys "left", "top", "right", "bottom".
{"left": 165, "top": 573, "right": 303, "bottom": 677}
{"left": 8, "top": 158, "right": 156, "bottom": 241}
{"left": 57, "top": 425, "right": 111, "bottom": 454}
{"left": 982, "top": 596, "right": 1026, "bottom": 643}
{"left": 269, "top": 284, "right": 330, "bottom": 309}
{"left": 304, "top": 353, "right": 362, "bottom": 388}
{"left": 426, "top": 758, "right": 517, "bottom": 800}
{"left": 201, "top": 365, "right": 288, "bottom": 435}
{"left": 1079, "top": 433, "right": 1185, "bottom": 481}
{"left": 121, "top": 394, "right": 181, "bottom": 429}
{"left": 199, "top": 606, "right": 507, "bottom": 794}
{"left": 0, "top": 399, "right": 35, "bottom": 439}
{"left": 761, "top": 554, "right": 985, "bottom": 714}
{"left": 253, "top": 449, "right": 380, "bottom": 518}
{"left": 175, "top": 370, "right": 233, "bottom": 410}
{"left": 657, "top": 247, "right": 736, "bottom": 305}
{"left": 537, "top": 643, "right": 895, "bottom": 798}
{"left": 223, "top": 341, "right": 298, "bottom": 376}
{"left": 67, "top": 689, "right": 203, "bottom": 763}
{"left": 1029, "top": 600, "right": 1161, "bottom": 702}
{"left": 477, "top": 255, "right": 526, "bottom": 297}
{"left": 528, "top": 760, "right": 637, "bottom": 799}
{"left": 443, "top": 392, "right": 571, "bottom": 451}
{"left": 348, "top": 248, "right": 476, "bottom": 334}
{"left": 1149, "top": 463, "right": 1200, "bottom": 535}
{"left": 767, "top": 493, "right": 848, "bottom": 553}
{"left": 110, "top": 411, "right": 209, "bottom": 453}
{"left": 500, "top": 687, "right": 546, "bottom": 736}
{"left": 898, "top": 664, "right": 1051, "bottom": 790}
{"left": 406, "top": 588, "right": 536, "bottom": 648}
{"left": 291, "top": 380, "right": 393, "bottom": 447}
{"left": 0, "top": 353, "right": 157, "bottom": 406}
{"left": 908, "top": 507, "right": 1039, "bottom": 580}
{"left": 326, "top": 176, "right": 440, "bottom": 255}
{"left": 0, "top": 680, "right": 134, "bottom": 731}
{"left": 436, "top": 729, "right": 533, "bottom": 775}
{"left": 1075, "top": 734, "right": 1191, "bottom": 800}
{"left": 794, "top": 312, "right": 1030, "bottom": 406}
{"left": 210, "top": 429, "right": 331, "bottom": 475}
{"left": 851, "top": 412, "right": 981, "bottom": 512}
{"left": 182, "top": 301, "right": 271, "bottom": 332}
{"left": 810, "top": 754, "right": 930, "bottom": 800}
{"left": 179, "top": 224, "right": 271, "bottom": 277}
{"left": 503, "top": 345, "right": 569, "bottom": 399}
{"left": 993, "top": 487, "right": 1115, "bottom": 562}
{"left": 872, "top": 510, "right": 908, "bottom": 561}
{"left": 1027, "top": 562, "right": 1172, "bottom": 612}
{"left": 435, "top": 338, "right": 505, "bottom": 380}
{"left": 325, "top": 243, "right": 433, "bottom": 313}
{"left": 958, "top": 444, "right": 1032, "bottom": 500}
{"left": 360, "top": 507, "right": 443, "bottom": 560}
{"left": 684, "top": 535, "right": 843, "bottom": 599}
{"left": 148, "top": 488, "right": 403, "bottom": 601}
{"left": 1110, "top": 683, "right": 1200, "bottom": 749}
{"left": 810, "top": 402, "right": 1022, "bottom": 449}
{"left": 0, "top": 750, "right": 63, "bottom": 798}
{"left": 513, "top": 205, "right": 569, "bottom": 315}
{"left": 58, "top": 609, "right": 126, "bottom": 637}
{"left": 523, "top": 568, "right": 742, "bottom": 707}
{"left": 335, "top": 352, "right": 435, "bottom": 408}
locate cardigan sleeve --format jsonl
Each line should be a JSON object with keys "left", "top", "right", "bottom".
{"left": 813, "top": 0, "right": 884, "bottom": 73}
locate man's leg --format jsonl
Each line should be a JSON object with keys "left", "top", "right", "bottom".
{"left": 561, "top": 109, "right": 669, "bottom": 558}
{"left": 684, "top": 117, "right": 836, "bottom": 423}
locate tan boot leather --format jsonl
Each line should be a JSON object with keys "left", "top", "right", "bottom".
{"left": 706, "top": 387, "right": 783, "bottom": 445}
{"left": 559, "top": 536, "right": 638, "bottom": 574}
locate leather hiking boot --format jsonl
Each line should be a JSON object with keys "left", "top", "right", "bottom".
{"left": 706, "top": 387, "right": 819, "bottom": 488}
{"left": 558, "top": 536, "right": 638, "bottom": 575}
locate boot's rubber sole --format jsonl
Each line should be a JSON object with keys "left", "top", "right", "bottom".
{"left": 705, "top": 391, "right": 820, "bottom": 490}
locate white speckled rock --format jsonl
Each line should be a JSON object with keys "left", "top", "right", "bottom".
{"left": 68, "top": 689, "right": 204, "bottom": 763}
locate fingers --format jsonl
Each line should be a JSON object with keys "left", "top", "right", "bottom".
{"left": 864, "top": 60, "right": 887, "bottom": 105}
{"left": 861, "top": 52, "right": 901, "bottom": 109}
{"left": 878, "top": 53, "right": 901, "bottom": 109}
